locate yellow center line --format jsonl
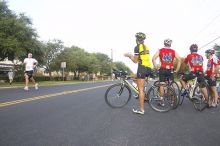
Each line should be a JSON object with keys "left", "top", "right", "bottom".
{"left": 0, "top": 84, "right": 113, "bottom": 108}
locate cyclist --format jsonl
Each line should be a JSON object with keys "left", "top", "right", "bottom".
{"left": 152, "top": 39, "right": 181, "bottom": 105}
{"left": 124, "top": 32, "right": 152, "bottom": 115}
{"left": 23, "top": 53, "right": 38, "bottom": 91}
{"left": 204, "top": 49, "right": 219, "bottom": 107}
{"left": 179, "top": 44, "right": 209, "bottom": 105}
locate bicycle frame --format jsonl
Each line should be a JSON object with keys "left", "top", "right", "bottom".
{"left": 124, "top": 80, "right": 139, "bottom": 94}
{"left": 120, "top": 76, "right": 156, "bottom": 97}
{"left": 188, "top": 77, "right": 198, "bottom": 98}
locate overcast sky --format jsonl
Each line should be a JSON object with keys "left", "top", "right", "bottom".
{"left": 8, "top": 0, "right": 220, "bottom": 72}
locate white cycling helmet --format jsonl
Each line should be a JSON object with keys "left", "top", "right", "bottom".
{"left": 164, "top": 39, "right": 172, "bottom": 47}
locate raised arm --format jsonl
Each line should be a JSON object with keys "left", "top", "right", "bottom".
{"left": 124, "top": 53, "right": 139, "bottom": 64}
{"left": 152, "top": 49, "right": 160, "bottom": 69}
{"left": 213, "top": 58, "right": 219, "bottom": 77}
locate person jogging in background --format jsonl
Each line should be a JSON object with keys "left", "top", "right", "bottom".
{"left": 152, "top": 39, "right": 181, "bottom": 105}
{"left": 204, "top": 49, "right": 219, "bottom": 107}
{"left": 8, "top": 69, "right": 14, "bottom": 85}
{"left": 179, "top": 44, "right": 209, "bottom": 105}
{"left": 124, "top": 32, "right": 153, "bottom": 115}
{"left": 23, "top": 53, "right": 38, "bottom": 91}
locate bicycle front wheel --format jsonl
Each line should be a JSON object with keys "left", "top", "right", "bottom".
{"left": 147, "top": 86, "right": 176, "bottom": 112}
{"left": 105, "top": 83, "right": 131, "bottom": 108}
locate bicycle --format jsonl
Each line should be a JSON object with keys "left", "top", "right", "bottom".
{"left": 178, "top": 74, "right": 211, "bottom": 111}
{"left": 153, "top": 71, "right": 180, "bottom": 109}
{"left": 104, "top": 70, "right": 178, "bottom": 112}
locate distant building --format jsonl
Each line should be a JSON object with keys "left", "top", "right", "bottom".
{"left": 0, "top": 58, "right": 22, "bottom": 76}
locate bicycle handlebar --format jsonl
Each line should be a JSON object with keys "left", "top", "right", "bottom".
{"left": 113, "top": 69, "right": 158, "bottom": 80}
{"left": 113, "top": 70, "right": 128, "bottom": 79}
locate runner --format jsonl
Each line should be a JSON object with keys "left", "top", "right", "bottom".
{"left": 23, "top": 53, "right": 38, "bottom": 91}
{"left": 8, "top": 69, "right": 14, "bottom": 85}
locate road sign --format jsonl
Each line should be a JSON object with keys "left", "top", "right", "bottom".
{"left": 61, "top": 62, "right": 66, "bottom": 68}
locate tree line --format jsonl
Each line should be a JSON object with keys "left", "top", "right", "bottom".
{"left": 0, "top": 1, "right": 132, "bottom": 79}
{"left": 1, "top": 1, "right": 220, "bottom": 78}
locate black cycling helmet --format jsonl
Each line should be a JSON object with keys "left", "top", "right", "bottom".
{"left": 205, "top": 49, "right": 215, "bottom": 55}
{"left": 190, "top": 44, "right": 198, "bottom": 53}
{"left": 135, "top": 32, "right": 146, "bottom": 41}
{"left": 164, "top": 39, "right": 172, "bottom": 47}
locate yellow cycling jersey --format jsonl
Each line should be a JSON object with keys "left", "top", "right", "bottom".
{"left": 134, "top": 44, "right": 152, "bottom": 68}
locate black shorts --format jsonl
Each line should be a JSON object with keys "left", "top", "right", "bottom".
{"left": 159, "top": 68, "right": 174, "bottom": 82}
{"left": 182, "top": 71, "right": 206, "bottom": 88}
{"left": 136, "top": 65, "right": 152, "bottom": 79}
{"left": 204, "top": 76, "right": 217, "bottom": 86}
{"left": 25, "top": 70, "right": 34, "bottom": 78}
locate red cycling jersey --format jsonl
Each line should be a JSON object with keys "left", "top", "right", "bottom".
{"left": 159, "top": 48, "right": 175, "bottom": 69}
{"left": 184, "top": 53, "right": 203, "bottom": 72}
{"left": 206, "top": 57, "right": 218, "bottom": 76}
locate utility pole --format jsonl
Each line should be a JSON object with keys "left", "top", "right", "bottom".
{"left": 199, "top": 36, "right": 220, "bottom": 50}
{"left": 61, "top": 62, "right": 66, "bottom": 81}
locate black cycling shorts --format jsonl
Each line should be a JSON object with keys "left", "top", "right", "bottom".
{"left": 159, "top": 68, "right": 174, "bottom": 82}
{"left": 182, "top": 71, "right": 206, "bottom": 88}
{"left": 204, "top": 76, "right": 217, "bottom": 86}
{"left": 136, "top": 65, "right": 152, "bottom": 79}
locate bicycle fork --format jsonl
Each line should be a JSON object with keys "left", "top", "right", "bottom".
{"left": 116, "top": 82, "right": 126, "bottom": 97}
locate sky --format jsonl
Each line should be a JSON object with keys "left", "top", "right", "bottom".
{"left": 7, "top": 0, "right": 220, "bottom": 72}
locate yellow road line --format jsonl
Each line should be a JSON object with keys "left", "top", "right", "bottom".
{"left": 0, "top": 84, "right": 112, "bottom": 108}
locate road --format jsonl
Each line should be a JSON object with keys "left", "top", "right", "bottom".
{"left": 0, "top": 81, "right": 220, "bottom": 146}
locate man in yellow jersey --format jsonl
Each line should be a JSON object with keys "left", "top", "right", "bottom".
{"left": 124, "top": 32, "right": 152, "bottom": 115}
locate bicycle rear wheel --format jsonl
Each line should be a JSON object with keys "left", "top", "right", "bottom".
{"left": 170, "top": 81, "right": 180, "bottom": 109}
{"left": 147, "top": 86, "right": 176, "bottom": 112}
{"left": 153, "top": 80, "right": 180, "bottom": 109}
{"left": 105, "top": 83, "right": 131, "bottom": 108}
{"left": 192, "top": 84, "right": 210, "bottom": 111}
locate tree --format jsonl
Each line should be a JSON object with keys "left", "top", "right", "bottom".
{"left": 93, "top": 53, "right": 112, "bottom": 75}
{"left": 42, "top": 39, "right": 64, "bottom": 78}
{"left": 113, "top": 61, "right": 132, "bottom": 74}
{"left": 86, "top": 53, "right": 99, "bottom": 74}
{"left": 213, "top": 44, "right": 220, "bottom": 59}
{"left": 0, "top": 1, "right": 43, "bottom": 62}
{"left": 53, "top": 46, "right": 88, "bottom": 78}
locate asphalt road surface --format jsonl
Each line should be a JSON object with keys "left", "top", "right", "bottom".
{"left": 0, "top": 81, "right": 220, "bottom": 146}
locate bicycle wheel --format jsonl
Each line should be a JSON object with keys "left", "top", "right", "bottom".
{"left": 153, "top": 80, "right": 160, "bottom": 87}
{"left": 170, "top": 81, "right": 180, "bottom": 109}
{"left": 147, "top": 86, "right": 176, "bottom": 112}
{"left": 153, "top": 80, "right": 180, "bottom": 109}
{"left": 192, "top": 84, "right": 210, "bottom": 111}
{"left": 105, "top": 83, "right": 131, "bottom": 108}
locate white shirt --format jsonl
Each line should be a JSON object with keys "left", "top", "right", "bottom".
{"left": 8, "top": 71, "right": 14, "bottom": 79}
{"left": 23, "top": 58, "right": 38, "bottom": 71}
